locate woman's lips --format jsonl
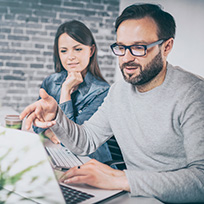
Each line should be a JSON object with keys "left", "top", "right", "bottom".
{"left": 67, "top": 63, "right": 79, "bottom": 68}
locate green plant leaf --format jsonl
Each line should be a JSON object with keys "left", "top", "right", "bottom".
{"left": 6, "top": 160, "right": 46, "bottom": 185}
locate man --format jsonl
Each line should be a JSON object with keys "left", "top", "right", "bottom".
{"left": 20, "top": 4, "right": 204, "bottom": 203}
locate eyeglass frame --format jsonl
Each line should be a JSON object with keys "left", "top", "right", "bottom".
{"left": 110, "top": 39, "right": 165, "bottom": 57}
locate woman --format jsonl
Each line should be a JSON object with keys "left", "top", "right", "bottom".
{"left": 33, "top": 20, "right": 112, "bottom": 163}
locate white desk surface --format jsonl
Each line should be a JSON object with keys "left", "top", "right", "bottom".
{"left": 105, "top": 193, "right": 163, "bottom": 204}
{"left": 0, "top": 106, "right": 163, "bottom": 204}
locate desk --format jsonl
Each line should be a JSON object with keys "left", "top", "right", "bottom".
{"left": 105, "top": 193, "right": 162, "bottom": 204}
{"left": 0, "top": 106, "right": 163, "bottom": 204}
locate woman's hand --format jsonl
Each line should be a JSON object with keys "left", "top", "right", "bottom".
{"left": 60, "top": 72, "right": 83, "bottom": 103}
{"left": 59, "top": 159, "right": 130, "bottom": 191}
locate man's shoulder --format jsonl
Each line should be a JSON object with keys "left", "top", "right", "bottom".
{"left": 168, "top": 64, "right": 204, "bottom": 86}
{"left": 166, "top": 64, "right": 204, "bottom": 101}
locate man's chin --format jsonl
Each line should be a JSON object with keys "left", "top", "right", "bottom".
{"left": 123, "top": 74, "right": 134, "bottom": 82}
{"left": 124, "top": 72, "right": 137, "bottom": 80}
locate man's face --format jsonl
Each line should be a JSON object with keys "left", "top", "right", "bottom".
{"left": 117, "top": 18, "right": 164, "bottom": 86}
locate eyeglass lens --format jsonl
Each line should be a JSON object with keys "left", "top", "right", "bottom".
{"left": 111, "top": 39, "right": 164, "bottom": 56}
{"left": 113, "top": 45, "right": 145, "bottom": 56}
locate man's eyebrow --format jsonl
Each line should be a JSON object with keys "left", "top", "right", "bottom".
{"left": 116, "top": 41, "right": 148, "bottom": 45}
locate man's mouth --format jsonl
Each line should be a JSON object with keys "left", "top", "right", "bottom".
{"left": 124, "top": 66, "right": 139, "bottom": 74}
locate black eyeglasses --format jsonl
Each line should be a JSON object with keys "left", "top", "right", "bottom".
{"left": 110, "top": 39, "right": 164, "bottom": 57}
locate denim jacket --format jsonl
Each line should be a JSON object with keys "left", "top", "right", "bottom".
{"left": 33, "top": 70, "right": 112, "bottom": 163}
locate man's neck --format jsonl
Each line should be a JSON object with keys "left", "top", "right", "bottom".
{"left": 136, "top": 64, "right": 167, "bottom": 93}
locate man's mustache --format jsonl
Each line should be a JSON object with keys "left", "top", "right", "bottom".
{"left": 121, "top": 62, "right": 142, "bottom": 69}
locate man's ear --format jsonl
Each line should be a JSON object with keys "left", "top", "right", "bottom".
{"left": 163, "top": 38, "right": 174, "bottom": 57}
{"left": 90, "top": 44, "right": 95, "bottom": 57}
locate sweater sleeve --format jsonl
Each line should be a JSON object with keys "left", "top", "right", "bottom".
{"left": 51, "top": 92, "right": 113, "bottom": 155}
{"left": 125, "top": 81, "right": 204, "bottom": 203}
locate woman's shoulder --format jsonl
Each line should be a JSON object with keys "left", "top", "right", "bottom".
{"left": 43, "top": 70, "right": 67, "bottom": 84}
{"left": 91, "top": 76, "right": 110, "bottom": 90}
{"left": 85, "top": 76, "right": 109, "bottom": 97}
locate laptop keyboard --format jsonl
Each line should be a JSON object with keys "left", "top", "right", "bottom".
{"left": 45, "top": 145, "right": 82, "bottom": 169}
{"left": 60, "top": 185, "right": 94, "bottom": 204}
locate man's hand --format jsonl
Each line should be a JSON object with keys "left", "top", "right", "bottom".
{"left": 59, "top": 159, "right": 130, "bottom": 191}
{"left": 20, "top": 89, "right": 58, "bottom": 130}
{"left": 44, "top": 129, "right": 60, "bottom": 144}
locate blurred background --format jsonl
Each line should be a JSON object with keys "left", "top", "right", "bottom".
{"left": 0, "top": 0, "right": 204, "bottom": 113}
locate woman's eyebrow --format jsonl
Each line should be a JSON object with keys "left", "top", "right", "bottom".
{"left": 59, "top": 44, "right": 81, "bottom": 49}
{"left": 73, "top": 44, "right": 82, "bottom": 48}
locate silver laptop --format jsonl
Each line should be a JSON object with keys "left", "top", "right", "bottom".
{"left": 0, "top": 126, "right": 125, "bottom": 204}
{"left": 44, "top": 139, "right": 90, "bottom": 170}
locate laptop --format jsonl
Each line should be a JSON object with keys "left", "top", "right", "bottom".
{"left": 0, "top": 126, "right": 125, "bottom": 204}
{"left": 44, "top": 139, "right": 90, "bottom": 170}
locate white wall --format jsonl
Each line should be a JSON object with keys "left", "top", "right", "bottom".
{"left": 115, "top": 0, "right": 204, "bottom": 81}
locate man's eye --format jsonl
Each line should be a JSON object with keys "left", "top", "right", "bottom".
{"left": 117, "top": 46, "right": 125, "bottom": 51}
{"left": 132, "top": 45, "right": 144, "bottom": 50}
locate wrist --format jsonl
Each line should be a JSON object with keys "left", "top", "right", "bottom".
{"left": 60, "top": 88, "right": 71, "bottom": 103}
{"left": 114, "top": 171, "right": 130, "bottom": 192}
{"left": 61, "top": 83, "right": 72, "bottom": 93}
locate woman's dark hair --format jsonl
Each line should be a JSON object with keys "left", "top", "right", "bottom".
{"left": 115, "top": 3, "right": 176, "bottom": 40}
{"left": 54, "top": 20, "right": 106, "bottom": 82}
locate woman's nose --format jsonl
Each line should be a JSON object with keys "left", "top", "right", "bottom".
{"left": 68, "top": 52, "right": 76, "bottom": 60}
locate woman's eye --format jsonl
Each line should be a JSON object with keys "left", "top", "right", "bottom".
{"left": 60, "top": 50, "right": 67, "bottom": 53}
{"left": 75, "top": 48, "right": 82, "bottom": 51}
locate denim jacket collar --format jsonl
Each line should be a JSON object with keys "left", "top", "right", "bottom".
{"left": 53, "top": 70, "right": 67, "bottom": 85}
{"left": 54, "top": 70, "right": 94, "bottom": 96}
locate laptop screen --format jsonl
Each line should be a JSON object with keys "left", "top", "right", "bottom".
{"left": 0, "top": 126, "right": 65, "bottom": 204}
{"left": 0, "top": 126, "right": 125, "bottom": 204}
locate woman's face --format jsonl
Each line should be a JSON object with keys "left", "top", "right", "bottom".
{"left": 58, "top": 33, "right": 94, "bottom": 75}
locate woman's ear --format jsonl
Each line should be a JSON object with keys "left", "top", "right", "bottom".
{"left": 163, "top": 38, "right": 174, "bottom": 57}
{"left": 90, "top": 44, "right": 95, "bottom": 57}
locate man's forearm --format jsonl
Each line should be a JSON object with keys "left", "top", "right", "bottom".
{"left": 125, "top": 167, "right": 204, "bottom": 203}
{"left": 50, "top": 107, "right": 91, "bottom": 155}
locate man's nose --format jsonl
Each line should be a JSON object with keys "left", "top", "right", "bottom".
{"left": 122, "top": 48, "right": 135, "bottom": 63}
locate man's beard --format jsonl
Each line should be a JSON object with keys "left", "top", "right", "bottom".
{"left": 120, "top": 50, "right": 163, "bottom": 86}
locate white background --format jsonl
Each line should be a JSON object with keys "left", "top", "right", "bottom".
{"left": 115, "top": 0, "right": 204, "bottom": 81}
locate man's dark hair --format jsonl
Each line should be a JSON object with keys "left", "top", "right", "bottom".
{"left": 115, "top": 3, "right": 176, "bottom": 40}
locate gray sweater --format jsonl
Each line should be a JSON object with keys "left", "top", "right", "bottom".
{"left": 52, "top": 63, "right": 204, "bottom": 203}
